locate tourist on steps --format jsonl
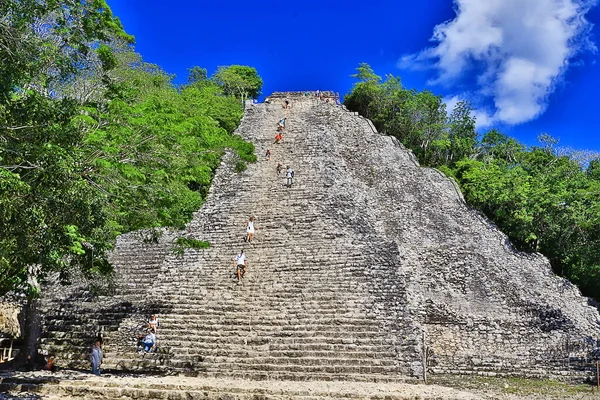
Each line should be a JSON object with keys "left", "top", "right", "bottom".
{"left": 148, "top": 314, "right": 159, "bottom": 332}
{"left": 90, "top": 340, "right": 103, "bottom": 375}
{"left": 276, "top": 162, "right": 283, "bottom": 175}
{"left": 246, "top": 216, "right": 256, "bottom": 243}
{"left": 43, "top": 356, "right": 56, "bottom": 372}
{"left": 274, "top": 132, "right": 283, "bottom": 144}
{"left": 286, "top": 166, "right": 294, "bottom": 187}
{"left": 233, "top": 249, "right": 248, "bottom": 282}
{"left": 265, "top": 149, "right": 271, "bottom": 161}
{"left": 139, "top": 328, "right": 157, "bottom": 353}
{"left": 277, "top": 117, "right": 286, "bottom": 131}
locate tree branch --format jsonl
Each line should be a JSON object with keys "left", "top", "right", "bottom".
{"left": 0, "top": 162, "right": 41, "bottom": 171}
{"left": 1, "top": 125, "right": 47, "bottom": 131}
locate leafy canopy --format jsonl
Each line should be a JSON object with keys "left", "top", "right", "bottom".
{"left": 212, "top": 65, "right": 263, "bottom": 101}
{"left": 0, "top": 1, "right": 258, "bottom": 296}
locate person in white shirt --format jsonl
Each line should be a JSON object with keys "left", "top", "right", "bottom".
{"left": 246, "top": 216, "right": 256, "bottom": 243}
{"left": 148, "top": 314, "right": 159, "bottom": 332}
{"left": 233, "top": 249, "right": 248, "bottom": 282}
{"left": 286, "top": 166, "right": 294, "bottom": 187}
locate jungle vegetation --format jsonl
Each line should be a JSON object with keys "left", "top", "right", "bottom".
{"left": 0, "top": 1, "right": 260, "bottom": 297}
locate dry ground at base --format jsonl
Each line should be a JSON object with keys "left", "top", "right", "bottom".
{"left": 0, "top": 370, "right": 478, "bottom": 399}
{"left": 1, "top": 371, "right": 600, "bottom": 399}
{"left": 430, "top": 375, "right": 600, "bottom": 399}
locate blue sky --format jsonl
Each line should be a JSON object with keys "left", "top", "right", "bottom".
{"left": 108, "top": 0, "right": 600, "bottom": 152}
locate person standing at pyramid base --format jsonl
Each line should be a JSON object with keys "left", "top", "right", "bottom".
{"left": 90, "top": 340, "right": 103, "bottom": 375}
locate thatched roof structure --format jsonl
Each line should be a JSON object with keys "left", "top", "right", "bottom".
{"left": 0, "top": 302, "right": 21, "bottom": 338}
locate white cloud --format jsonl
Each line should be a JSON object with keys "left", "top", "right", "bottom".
{"left": 473, "top": 110, "right": 495, "bottom": 129}
{"left": 443, "top": 95, "right": 460, "bottom": 112}
{"left": 402, "top": 0, "right": 597, "bottom": 126}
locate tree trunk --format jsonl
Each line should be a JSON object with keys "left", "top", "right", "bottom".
{"left": 24, "top": 296, "right": 42, "bottom": 369}
{"left": 23, "top": 264, "right": 43, "bottom": 369}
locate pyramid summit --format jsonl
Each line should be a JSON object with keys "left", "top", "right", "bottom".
{"left": 37, "top": 92, "right": 600, "bottom": 382}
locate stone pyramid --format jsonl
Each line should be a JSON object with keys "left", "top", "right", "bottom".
{"left": 40, "top": 92, "right": 600, "bottom": 381}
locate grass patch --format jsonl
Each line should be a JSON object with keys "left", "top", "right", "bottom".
{"left": 429, "top": 375, "right": 597, "bottom": 399}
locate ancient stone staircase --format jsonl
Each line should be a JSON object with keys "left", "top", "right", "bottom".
{"left": 38, "top": 229, "right": 177, "bottom": 367}
{"left": 38, "top": 94, "right": 421, "bottom": 381}
{"left": 105, "top": 96, "right": 421, "bottom": 380}
{"left": 37, "top": 92, "right": 600, "bottom": 385}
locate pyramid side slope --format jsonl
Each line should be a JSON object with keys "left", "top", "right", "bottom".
{"left": 313, "top": 102, "right": 600, "bottom": 376}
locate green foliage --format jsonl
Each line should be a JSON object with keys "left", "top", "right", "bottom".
{"left": 180, "top": 83, "right": 244, "bottom": 134}
{"left": 235, "top": 161, "right": 247, "bottom": 173}
{"left": 79, "top": 48, "right": 256, "bottom": 234}
{"left": 448, "top": 100, "right": 477, "bottom": 161}
{"left": 344, "top": 63, "right": 600, "bottom": 302}
{"left": 0, "top": 0, "right": 129, "bottom": 296}
{"left": 351, "top": 63, "right": 381, "bottom": 83}
{"left": 212, "top": 65, "right": 263, "bottom": 101}
{"left": 97, "top": 44, "right": 118, "bottom": 71}
{"left": 343, "top": 64, "right": 383, "bottom": 120}
{"left": 0, "top": 2, "right": 257, "bottom": 297}
{"left": 187, "top": 66, "right": 208, "bottom": 84}
{"left": 344, "top": 66, "right": 456, "bottom": 165}
{"left": 172, "top": 237, "right": 211, "bottom": 257}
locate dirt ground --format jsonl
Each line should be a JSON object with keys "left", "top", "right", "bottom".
{"left": 1, "top": 370, "right": 600, "bottom": 399}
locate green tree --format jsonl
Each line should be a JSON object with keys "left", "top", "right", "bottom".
{"left": 344, "top": 63, "right": 383, "bottom": 120}
{"left": 588, "top": 159, "right": 600, "bottom": 180}
{"left": 480, "top": 129, "right": 524, "bottom": 163}
{"left": 406, "top": 91, "right": 447, "bottom": 165}
{"left": 71, "top": 47, "right": 255, "bottom": 234}
{"left": 187, "top": 66, "right": 208, "bottom": 84}
{"left": 0, "top": 0, "right": 130, "bottom": 294}
{"left": 0, "top": 0, "right": 132, "bottom": 366}
{"left": 212, "top": 65, "right": 263, "bottom": 102}
{"left": 352, "top": 62, "right": 381, "bottom": 82}
{"left": 447, "top": 101, "right": 477, "bottom": 163}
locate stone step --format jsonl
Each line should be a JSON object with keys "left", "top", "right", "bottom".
{"left": 0, "top": 372, "right": 474, "bottom": 400}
